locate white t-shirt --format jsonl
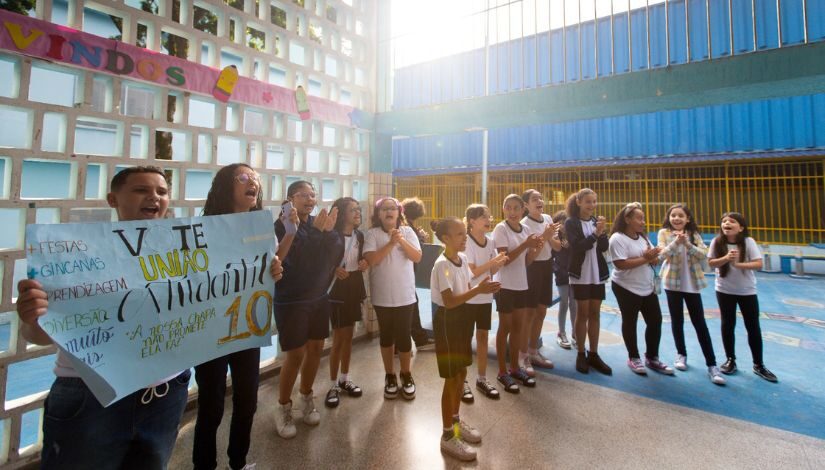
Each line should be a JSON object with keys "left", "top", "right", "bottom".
{"left": 521, "top": 214, "right": 554, "bottom": 261}
{"left": 708, "top": 237, "right": 761, "bottom": 296}
{"left": 430, "top": 252, "right": 473, "bottom": 308}
{"left": 364, "top": 225, "right": 421, "bottom": 307}
{"left": 609, "top": 232, "right": 655, "bottom": 296}
{"left": 570, "top": 219, "right": 602, "bottom": 285}
{"left": 492, "top": 221, "right": 531, "bottom": 291}
{"left": 341, "top": 233, "right": 361, "bottom": 271}
{"left": 462, "top": 233, "right": 497, "bottom": 304}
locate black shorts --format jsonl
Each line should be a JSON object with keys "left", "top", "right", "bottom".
{"left": 526, "top": 259, "right": 554, "bottom": 306}
{"left": 571, "top": 283, "right": 606, "bottom": 301}
{"left": 495, "top": 288, "right": 531, "bottom": 313}
{"left": 465, "top": 303, "right": 492, "bottom": 331}
{"left": 330, "top": 301, "right": 362, "bottom": 329}
{"left": 434, "top": 306, "right": 473, "bottom": 379}
{"left": 274, "top": 297, "right": 331, "bottom": 352}
{"left": 374, "top": 303, "right": 414, "bottom": 353}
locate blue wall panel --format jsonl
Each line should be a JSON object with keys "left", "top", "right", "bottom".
{"left": 613, "top": 13, "right": 630, "bottom": 73}
{"left": 523, "top": 37, "right": 537, "bottom": 89}
{"left": 597, "top": 17, "right": 612, "bottom": 76}
{"left": 688, "top": 0, "right": 710, "bottom": 61}
{"left": 511, "top": 39, "right": 524, "bottom": 92}
{"left": 731, "top": 0, "right": 755, "bottom": 53}
{"left": 669, "top": 0, "right": 688, "bottom": 64}
{"left": 649, "top": 3, "right": 668, "bottom": 67}
{"left": 780, "top": 0, "right": 805, "bottom": 45}
{"left": 538, "top": 35, "right": 551, "bottom": 86}
{"left": 630, "top": 10, "right": 648, "bottom": 71}
{"left": 550, "top": 30, "right": 565, "bottom": 84}
{"left": 755, "top": 0, "right": 779, "bottom": 50}
{"left": 809, "top": 0, "right": 825, "bottom": 41}
{"left": 565, "top": 26, "right": 580, "bottom": 82}
{"left": 581, "top": 22, "right": 596, "bottom": 79}
{"left": 709, "top": 0, "right": 732, "bottom": 57}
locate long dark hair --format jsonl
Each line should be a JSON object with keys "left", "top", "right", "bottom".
{"left": 662, "top": 204, "right": 700, "bottom": 243}
{"left": 611, "top": 202, "right": 646, "bottom": 239}
{"left": 332, "top": 197, "right": 359, "bottom": 233}
{"left": 565, "top": 188, "right": 596, "bottom": 219}
{"left": 202, "top": 164, "right": 262, "bottom": 216}
{"left": 371, "top": 197, "right": 406, "bottom": 229}
{"left": 713, "top": 212, "right": 750, "bottom": 278}
{"left": 552, "top": 210, "right": 567, "bottom": 242}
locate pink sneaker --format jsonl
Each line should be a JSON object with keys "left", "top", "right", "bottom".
{"left": 627, "top": 358, "right": 647, "bottom": 375}
{"left": 645, "top": 356, "right": 675, "bottom": 375}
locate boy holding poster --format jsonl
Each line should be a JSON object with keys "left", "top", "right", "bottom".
{"left": 15, "top": 166, "right": 283, "bottom": 470}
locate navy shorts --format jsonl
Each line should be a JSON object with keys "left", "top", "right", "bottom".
{"left": 434, "top": 306, "right": 474, "bottom": 378}
{"left": 274, "top": 297, "right": 331, "bottom": 351}
{"left": 526, "top": 259, "right": 554, "bottom": 306}
{"left": 495, "top": 288, "right": 531, "bottom": 313}
{"left": 571, "top": 283, "right": 606, "bottom": 301}
{"left": 466, "top": 303, "right": 492, "bottom": 330}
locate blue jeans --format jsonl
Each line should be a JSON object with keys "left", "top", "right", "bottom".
{"left": 41, "top": 370, "right": 190, "bottom": 470}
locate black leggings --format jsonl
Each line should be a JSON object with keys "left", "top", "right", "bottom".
{"left": 193, "top": 347, "right": 260, "bottom": 470}
{"left": 612, "top": 282, "right": 662, "bottom": 359}
{"left": 374, "top": 304, "right": 414, "bottom": 352}
{"left": 666, "top": 290, "right": 717, "bottom": 366}
{"left": 716, "top": 291, "right": 763, "bottom": 365}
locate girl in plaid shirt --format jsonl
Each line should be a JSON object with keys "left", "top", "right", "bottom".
{"left": 657, "top": 204, "right": 725, "bottom": 385}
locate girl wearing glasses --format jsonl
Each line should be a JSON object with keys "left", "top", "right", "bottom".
{"left": 194, "top": 164, "right": 285, "bottom": 470}
{"left": 325, "top": 197, "right": 369, "bottom": 408}
{"left": 273, "top": 181, "right": 344, "bottom": 439}
{"left": 363, "top": 197, "right": 422, "bottom": 401}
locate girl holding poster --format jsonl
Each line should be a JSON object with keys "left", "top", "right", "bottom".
{"left": 193, "top": 163, "right": 285, "bottom": 470}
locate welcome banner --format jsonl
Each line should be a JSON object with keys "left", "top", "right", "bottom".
{"left": 0, "top": 9, "right": 367, "bottom": 128}
{"left": 25, "top": 211, "right": 277, "bottom": 406}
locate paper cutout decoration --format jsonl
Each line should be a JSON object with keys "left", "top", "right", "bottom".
{"left": 213, "top": 65, "right": 239, "bottom": 103}
{"left": 295, "top": 85, "right": 311, "bottom": 120}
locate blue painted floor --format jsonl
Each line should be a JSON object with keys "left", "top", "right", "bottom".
{"left": 418, "top": 272, "right": 825, "bottom": 440}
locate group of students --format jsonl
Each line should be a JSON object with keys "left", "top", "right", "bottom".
{"left": 428, "top": 187, "right": 778, "bottom": 462}
{"left": 13, "top": 165, "right": 777, "bottom": 468}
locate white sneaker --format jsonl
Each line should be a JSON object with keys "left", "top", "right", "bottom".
{"left": 239, "top": 464, "right": 257, "bottom": 470}
{"left": 522, "top": 356, "right": 536, "bottom": 377}
{"left": 674, "top": 354, "right": 687, "bottom": 371}
{"left": 440, "top": 435, "right": 477, "bottom": 461}
{"left": 529, "top": 351, "right": 555, "bottom": 369}
{"left": 708, "top": 366, "right": 727, "bottom": 385}
{"left": 301, "top": 393, "right": 320, "bottom": 425}
{"left": 456, "top": 421, "right": 482, "bottom": 444}
{"left": 275, "top": 401, "right": 297, "bottom": 439}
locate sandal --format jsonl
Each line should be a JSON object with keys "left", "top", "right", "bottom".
{"left": 324, "top": 386, "right": 340, "bottom": 408}
{"left": 461, "top": 381, "right": 474, "bottom": 404}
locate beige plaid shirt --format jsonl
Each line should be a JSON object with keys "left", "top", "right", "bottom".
{"left": 657, "top": 229, "right": 709, "bottom": 291}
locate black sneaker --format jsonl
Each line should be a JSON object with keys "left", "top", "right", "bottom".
{"left": 338, "top": 380, "right": 363, "bottom": 397}
{"left": 384, "top": 373, "right": 399, "bottom": 399}
{"left": 720, "top": 358, "right": 737, "bottom": 375}
{"left": 753, "top": 364, "right": 778, "bottom": 383}
{"left": 461, "top": 381, "right": 474, "bottom": 404}
{"left": 576, "top": 352, "right": 589, "bottom": 374}
{"left": 400, "top": 372, "right": 416, "bottom": 400}
{"left": 476, "top": 378, "right": 500, "bottom": 399}
{"left": 588, "top": 352, "right": 613, "bottom": 376}
{"left": 497, "top": 373, "right": 520, "bottom": 394}
{"left": 510, "top": 368, "right": 536, "bottom": 387}
{"left": 325, "top": 386, "right": 340, "bottom": 408}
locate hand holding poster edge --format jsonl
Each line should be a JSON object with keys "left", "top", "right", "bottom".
{"left": 26, "top": 211, "right": 277, "bottom": 407}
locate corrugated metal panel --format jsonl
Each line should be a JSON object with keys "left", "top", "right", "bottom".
{"left": 392, "top": 93, "right": 825, "bottom": 172}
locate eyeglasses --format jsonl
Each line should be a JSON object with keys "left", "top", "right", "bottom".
{"left": 293, "top": 191, "right": 316, "bottom": 199}
{"left": 349, "top": 207, "right": 362, "bottom": 213}
{"left": 235, "top": 173, "right": 260, "bottom": 185}
{"left": 380, "top": 207, "right": 398, "bottom": 212}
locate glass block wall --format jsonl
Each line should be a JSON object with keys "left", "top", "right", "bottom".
{"left": 0, "top": 0, "right": 375, "bottom": 466}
